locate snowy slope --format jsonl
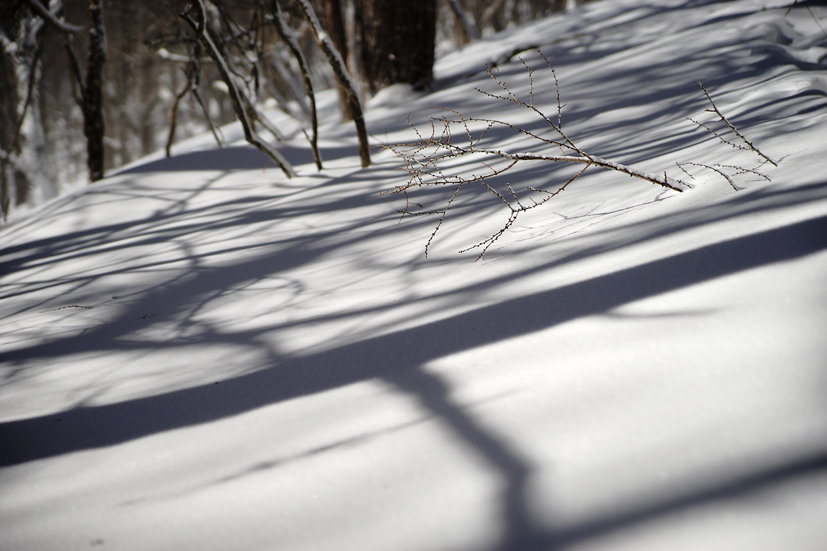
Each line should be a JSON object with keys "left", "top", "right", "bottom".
{"left": 1, "top": 1, "right": 827, "bottom": 550}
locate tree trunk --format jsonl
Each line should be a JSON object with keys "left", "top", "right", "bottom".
{"left": 355, "top": 0, "right": 437, "bottom": 95}
{"left": 272, "top": 0, "right": 322, "bottom": 170}
{"left": 319, "top": 0, "right": 352, "bottom": 121}
{"left": 84, "top": 0, "right": 106, "bottom": 182}
{"left": 182, "top": 0, "right": 294, "bottom": 179}
{"left": 447, "top": 0, "right": 479, "bottom": 43}
{"left": 0, "top": 1, "right": 46, "bottom": 216}
{"left": 296, "top": 0, "right": 370, "bottom": 168}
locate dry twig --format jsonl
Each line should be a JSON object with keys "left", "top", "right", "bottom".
{"left": 382, "top": 57, "right": 774, "bottom": 260}
{"left": 381, "top": 53, "right": 690, "bottom": 260}
{"left": 678, "top": 80, "right": 775, "bottom": 189}
{"left": 688, "top": 80, "right": 776, "bottom": 167}
{"left": 181, "top": 0, "right": 294, "bottom": 178}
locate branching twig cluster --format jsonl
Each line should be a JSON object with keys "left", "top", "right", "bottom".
{"left": 677, "top": 80, "right": 776, "bottom": 191}
{"left": 165, "top": 43, "right": 226, "bottom": 157}
{"left": 382, "top": 53, "right": 694, "bottom": 259}
{"left": 382, "top": 54, "right": 775, "bottom": 260}
{"left": 169, "top": 0, "right": 370, "bottom": 174}
{"left": 181, "top": 0, "right": 294, "bottom": 178}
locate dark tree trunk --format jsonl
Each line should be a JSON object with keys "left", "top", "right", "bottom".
{"left": 355, "top": 0, "right": 437, "bottom": 95}
{"left": 296, "top": 0, "right": 370, "bottom": 167}
{"left": 272, "top": 0, "right": 322, "bottom": 170}
{"left": 319, "top": 0, "right": 352, "bottom": 121}
{"left": 0, "top": 38, "right": 19, "bottom": 217}
{"left": 182, "top": 0, "right": 294, "bottom": 179}
{"left": 84, "top": 0, "right": 106, "bottom": 182}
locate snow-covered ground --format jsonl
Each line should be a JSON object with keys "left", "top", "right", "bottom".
{"left": 2, "top": 0, "right": 826, "bottom": 549}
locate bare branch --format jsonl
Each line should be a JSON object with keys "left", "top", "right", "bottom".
{"left": 270, "top": 0, "right": 321, "bottom": 170}
{"left": 187, "top": 44, "right": 225, "bottom": 148}
{"left": 22, "top": 0, "right": 84, "bottom": 34}
{"left": 63, "top": 36, "right": 84, "bottom": 101}
{"left": 181, "top": 0, "right": 293, "bottom": 178}
{"left": 446, "top": 0, "right": 480, "bottom": 41}
{"left": 678, "top": 161, "right": 739, "bottom": 191}
{"left": 295, "top": 0, "right": 370, "bottom": 168}
{"left": 166, "top": 67, "right": 193, "bottom": 157}
{"left": 381, "top": 54, "right": 698, "bottom": 259}
{"left": 695, "top": 80, "right": 777, "bottom": 167}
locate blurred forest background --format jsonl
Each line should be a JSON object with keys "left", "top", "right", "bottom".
{"left": 0, "top": 0, "right": 590, "bottom": 219}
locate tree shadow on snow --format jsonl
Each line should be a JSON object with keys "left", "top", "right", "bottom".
{"left": 116, "top": 143, "right": 357, "bottom": 174}
{"left": 3, "top": 5, "right": 827, "bottom": 541}
{"left": 1, "top": 204, "right": 826, "bottom": 549}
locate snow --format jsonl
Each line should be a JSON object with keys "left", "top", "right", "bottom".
{"left": 1, "top": 1, "right": 826, "bottom": 549}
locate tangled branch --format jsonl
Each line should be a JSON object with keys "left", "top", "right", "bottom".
{"left": 678, "top": 80, "right": 776, "bottom": 190}
{"left": 381, "top": 53, "right": 691, "bottom": 259}
{"left": 382, "top": 54, "right": 775, "bottom": 260}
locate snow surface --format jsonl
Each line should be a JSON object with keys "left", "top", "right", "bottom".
{"left": 2, "top": 0, "right": 827, "bottom": 550}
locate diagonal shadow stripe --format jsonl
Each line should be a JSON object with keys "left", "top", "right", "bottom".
{"left": 1, "top": 214, "right": 825, "bottom": 468}
{"left": 542, "top": 450, "right": 827, "bottom": 550}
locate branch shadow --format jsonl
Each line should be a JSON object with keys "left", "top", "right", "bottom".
{"left": 2, "top": 213, "right": 825, "bottom": 548}
{"left": 115, "top": 143, "right": 358, "bottom": 175}
{"left": 2, "top": 2, "right": 827, "bottom": 544}
{"left": 117, "top": 147, "right": 276, "bottom": 174}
